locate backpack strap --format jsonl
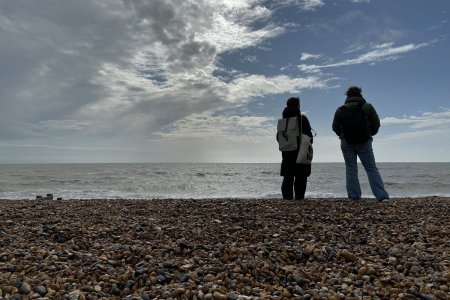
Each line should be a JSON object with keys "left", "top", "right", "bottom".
{"left": 299, "top": 113, "right": 302, "bottom": 137}
{"left": 282, "top": 117, "right": 289, "bottom": 141}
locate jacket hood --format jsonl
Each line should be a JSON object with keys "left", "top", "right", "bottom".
{"left": 282, "top": 106, "right": 300, "bottom": 118}
{"left": 345, "top": 96, "right": 366, "bottom": 105}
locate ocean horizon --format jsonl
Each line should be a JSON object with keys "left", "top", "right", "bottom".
{"left": 1, "top": 162, "right": 449, "bottom": 200}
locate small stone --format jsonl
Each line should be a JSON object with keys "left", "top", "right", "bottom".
{"left": 358, "top": 266, "right": 368, "bottom": 275}
{"left": 179, "top": 273, "right": 190, "bottom": 282}
{"left": 35, "top": 285, "right": 47, "bottom": 296}
{"left": 366, "top": 267, "right": 377, "bottom": 276}
{"left": 293, "top": 285, "right": 304, "bottom": 295}
{"left": 175, "top": 287, "right": 186, "bottom": 295}
{"left": 67, "top": 289, "right": 84, "bottom": 300}
{"left": 107, "top": 260, "right": 118, "bottom": 266}
{"left": 157, "top": 274, "right": 166, "bottom": 284}
{"left": 205, "top": 293, "right": 213, "bottom": 300}
{"left": 204, "top": 274, "right": 215, "bottom": 282}
{"left": 1, "top": 286, "right": 18, "bottom": 295}
{"left": 213, "top": 291, "right": 227, "bottom": 300}
{"left": 272, "top": 291, "right": 282, "bottom": 296}
{"left": 355, "top": 280, "right": 364, "bottom": 287}
{"left": 111, "top": 284, "right": 120, "bottom": 295}
{"left": 20, "top": 282, "right": 31, "bottom": 294}
{"left": 140, "top": 291, "right": 150, "bottom": 300}
{"left": 418, "top": 294, "right": 435, "bottom": 300}
{"left": 410, "top": 265, "right": 421, "bottom": 274}
{"left": 338, "top": 250, "right": 358, "bottom": 262}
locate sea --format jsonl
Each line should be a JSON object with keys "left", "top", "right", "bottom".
{"left": 0, "top": 163, "right": 449, "bottom": 200}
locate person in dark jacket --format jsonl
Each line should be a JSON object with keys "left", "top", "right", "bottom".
{"left": 332, "top": 86, "right": 389, "bottom": 201}
{"left": 280, "top": 97, "right": 313, "bottom": 200}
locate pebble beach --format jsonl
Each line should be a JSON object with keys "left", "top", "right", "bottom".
{"left": 0, "top": 198, "right": 449, "bottom": 300}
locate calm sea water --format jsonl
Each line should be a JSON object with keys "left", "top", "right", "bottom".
{"left": 0, "top": 163, "right": 449, "bottom": 200}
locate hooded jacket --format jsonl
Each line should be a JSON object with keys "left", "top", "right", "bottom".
{"left": 332, "top": 96, "right": 381, "bottom": 138}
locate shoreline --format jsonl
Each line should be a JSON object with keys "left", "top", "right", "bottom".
{"left": 2, "top": 196, "right": 450, "bottom": 201}
{"left": 1, "top": 198, "right": 449, "bottom": 299}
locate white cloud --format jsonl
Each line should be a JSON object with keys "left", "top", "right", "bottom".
{"left": 38, "top": 120, "right": 96, "bottom": 132}
{"left": 382, "top": 108, "right": 450, "bottom": 130}
{"left": 155, "top": 110, "right": 275, "bottom": 142}
{"left": 300, "top": 52, "right": 323, "bottom": 61}
{"left": 378, "top": 108, "right": 450, "bottom": 161}
{"left": 299, "top": 41, "right": 431, "bottom": 73}
{"left": 276, "top": 0, "right": 324, "bottom": 11}
{"left": 226, "top": 74, "right": 326, "bottom": 103}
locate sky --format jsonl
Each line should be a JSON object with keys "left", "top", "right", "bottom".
{"left": 0, "top": 0, "right": 449, "bottom": 163}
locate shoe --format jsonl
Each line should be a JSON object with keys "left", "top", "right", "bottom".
{"left": 378, "top": 198, "right": 391, "bottom": 203}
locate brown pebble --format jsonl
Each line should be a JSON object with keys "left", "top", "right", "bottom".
{"left": 338, "top": 250, "right": 358, "bottom": 262}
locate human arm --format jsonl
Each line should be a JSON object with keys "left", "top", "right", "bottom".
{"left": 332, "top": 109, "right": 341, "bottom": 136}
{"left": 365, "top": 104, "right": 380, "bottom": 136}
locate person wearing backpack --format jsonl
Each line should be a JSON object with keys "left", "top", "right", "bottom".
{"left": 279, "top": 97, "right": 313, "bottom": 200}
{"left": 332, "top": 86, "right": 389, "bottom": 201}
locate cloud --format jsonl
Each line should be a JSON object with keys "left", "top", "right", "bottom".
{"left": 155, "top": 110, "right": 275, "bottom": 142}
{"left": 380, "top": 107, "right": 450, "bottom": 161}
{"left": 299, "top": 41, "right": 431, "bottom": 73}
{"left": 0, "top": 0, "right": 299, "bottom": 142}
{"left": 382, "top": 108, "right": 450, "bottom": 130}
{"left": 300, "top": 52, "right": 323, "bottom": 61}
{"left": 428, "top": 20, "right": 448, "bottom": 30}
{"left": 276, "top": 0, "right": 325, "bottom": 11}
{"left": 226, "top": 74, "right": 326, "bottom": 103}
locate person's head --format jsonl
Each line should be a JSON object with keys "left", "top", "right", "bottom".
{"left": 286, "top": 97, "right": 300, "bottom": 108}
{"left": 346, "top": 86, "right": 362, "bottom": 97}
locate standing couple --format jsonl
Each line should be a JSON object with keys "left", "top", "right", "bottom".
{"left": 279, "top": 86, "right": 390, "bottom": 201}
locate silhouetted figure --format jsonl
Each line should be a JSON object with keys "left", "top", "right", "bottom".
{"left": 279, "top": 97, "right": 313, "bottom": 200}
{"left": 332, "top": 86, "right": 389, "bottom": 201}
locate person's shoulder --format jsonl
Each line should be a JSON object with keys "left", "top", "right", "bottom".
{"left": 363, "top": 102, "right": 376, "bottom": 110}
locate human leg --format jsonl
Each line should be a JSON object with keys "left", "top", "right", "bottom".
{"left": 341, "top": 139, "right": 362, "bottom": 200}
{"left": 357, "top": 139, "right": 389, "bottom": 200}
{"left": 294, "top": 175, "right": 307, "bottom": 200}
{"left": 281, "top": 175, "right": 294, "bottom": 200}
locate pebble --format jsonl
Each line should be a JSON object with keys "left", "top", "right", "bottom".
{"left": 35, "top": 285, "right": 47, "bottom": 296}
{"left": 338, "top": 250, "right": 358, "bottom": 262}
{"left": 0, "top": 198, "right": 448, "bottom": 299}
{"left": 19, "top": 282, "right": 31, "bottom": 294}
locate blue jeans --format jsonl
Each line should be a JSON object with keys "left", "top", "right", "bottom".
{"left": 341, "top": 138, "right": 389, "bottom": 200}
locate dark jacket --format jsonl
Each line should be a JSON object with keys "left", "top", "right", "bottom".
{"left": 280, "top": 106, "right": 313, "bottom": 177}
{"left": 332, "top": 96, "right": 381, "bottom": 138}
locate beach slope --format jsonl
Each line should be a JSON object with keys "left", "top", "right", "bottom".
{"left": 0, "top": 198, "right": 449, "bottom": 299}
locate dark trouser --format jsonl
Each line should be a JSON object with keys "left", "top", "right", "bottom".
{"left": 282, "top": 175, "right": 307, "bottom": 200}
